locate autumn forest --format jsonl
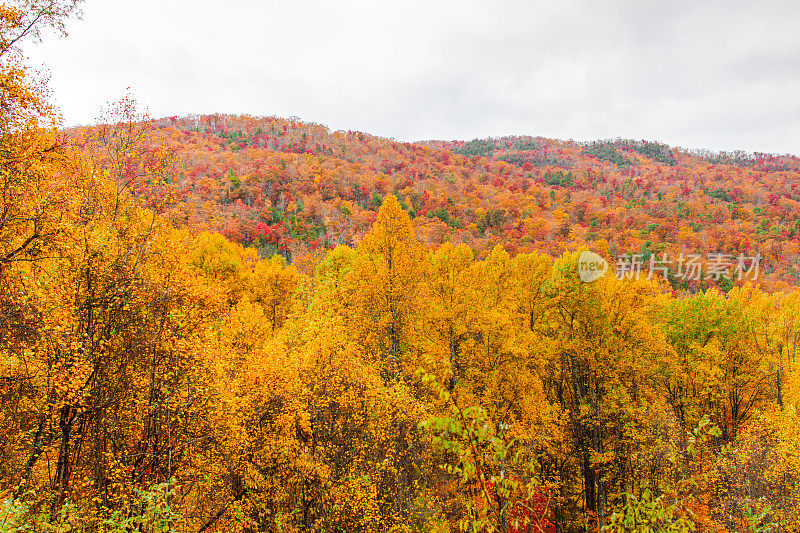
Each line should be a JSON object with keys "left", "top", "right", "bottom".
{"left": 2, "top": 2, "right": 800, "bottom": 533}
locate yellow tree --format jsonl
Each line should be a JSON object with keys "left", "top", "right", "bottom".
{"left": 278, "top": 239, "right": 435, "bottom": 531}
{"left": 250, "top": 254, "right": 303, "bottom": 333}
{"left": 0, "top": 28, "right": 215, "bottom": 522}
{"left": 0, "top": 0, "right": 82, "bottom": 272}
{"left": 420, "top": 245, "right": 558, "bottom": 532}
{"left": 423, "top": 242, "right": 481, "bottom": 390}
{"left": 186, "top": 230, "right": 257, "bottom": 306}
{"left": 346, "top": 194, "right": 426, "bottom": 383}
{"left": 659, "top": 286, "right": 776, "bottom": 441}
{"left": 541, "top": 251, "right": 672, "bottom": 529}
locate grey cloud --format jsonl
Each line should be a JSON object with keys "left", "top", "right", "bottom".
{"left": 21, "top": 0, "right": 800, "bottom": 154}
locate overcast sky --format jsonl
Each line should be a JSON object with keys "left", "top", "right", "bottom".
{"left": 22, "top": 0, "right": 800, "bottom": 154}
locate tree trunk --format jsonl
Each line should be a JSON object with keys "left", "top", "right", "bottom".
{"left": 18, "top": 414, "right": 47, "bottom": 493}
{"left": 51, "top": 404, "right": 76, "bottom": 519}
{"left": 582, "top": 451, "right": 597, "bottom": 523}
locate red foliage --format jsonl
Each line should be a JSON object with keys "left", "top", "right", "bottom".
{"left": 66, "top": 113, "right": 800, "bottom": 291}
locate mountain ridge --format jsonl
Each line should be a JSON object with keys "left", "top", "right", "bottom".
{"left": 71, "top": 112, "right": 800, "bottom": 291}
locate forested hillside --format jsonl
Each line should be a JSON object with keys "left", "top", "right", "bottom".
{"left": 2, "top": 3, "right": 800, "bottom": 533}
{"left": 70, "top": 112, "right": 800, "bottom": 292}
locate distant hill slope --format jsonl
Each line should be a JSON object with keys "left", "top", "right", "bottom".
{"left": 71, "top": 113, "right": 800, "bottom": 291}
